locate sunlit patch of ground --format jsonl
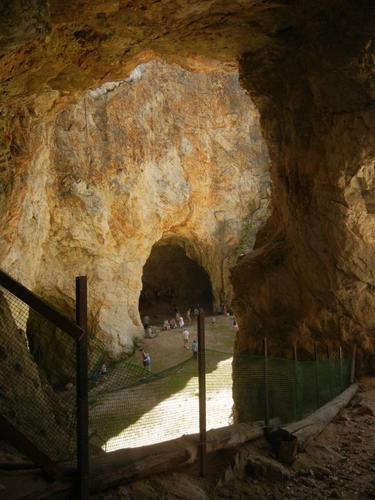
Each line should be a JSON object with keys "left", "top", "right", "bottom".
{"left": 89, "top": 316, "right": 235, "bottom": 451}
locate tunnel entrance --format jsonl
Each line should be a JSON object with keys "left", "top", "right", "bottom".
{"left": 139, "top": 243, "right": 213, "bottom": 319}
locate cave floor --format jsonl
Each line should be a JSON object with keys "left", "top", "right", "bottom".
{"left": 88, "top": 316, "right": 235, "bottom": 451}
{"left": 94, "top": 377, "right": 375, "bottom": 500}
{"left": 133, "top": 314, "right": 235, "bottom": 373}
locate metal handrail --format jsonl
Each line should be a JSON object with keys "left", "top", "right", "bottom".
{"left": 0, "top": 269, "right": 84, "bottom": 340}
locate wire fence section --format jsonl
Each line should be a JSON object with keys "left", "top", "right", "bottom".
{"left": 0, "top": 279, "right": 354, "bottom": 466}
{"left": 0, "top": 285, "right": 77, "bottom": 462}
{"left": 87, "top": 346, "right": 352, "bottom": 454}
{"left": 233, "top": 354, "right": 352, "bottom": 425}
{"left": 88, "top": 349, "right": 233, "bottom": 453}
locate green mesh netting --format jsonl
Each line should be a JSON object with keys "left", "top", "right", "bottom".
{"left": 87, "top": 348, "right": 352, "bottom": 453}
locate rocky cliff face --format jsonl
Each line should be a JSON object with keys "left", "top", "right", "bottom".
{"left": 1, "top": 60, "right": 270, "bottom": 354}
{"left": 0, "top": 1, "right": 374, "bottom": 374}
{"left": 232, "top": 6, "right": 375, "bottom": 373}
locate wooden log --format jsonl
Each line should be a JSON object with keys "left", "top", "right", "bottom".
{"left": 2, "top": 384, "right": 358, "bottom": 497}
{"left": 286, "top": 384, "right": 358, "bottom": 449}
{"left": 89, "top": 422, "right": 263, "bottom": 492}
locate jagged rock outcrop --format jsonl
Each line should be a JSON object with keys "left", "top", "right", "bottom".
{"left": 231, "top": 6, "right": 375, "bottom": 377}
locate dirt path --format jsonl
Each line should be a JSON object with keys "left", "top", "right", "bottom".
{"left": 215, "top": 377, "right": 375, "bottom": 499}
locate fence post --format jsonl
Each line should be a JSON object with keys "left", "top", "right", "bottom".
{"left": 327, "top": 345, "right": 333, "bottom": 399}
{"left": 293, "top": 344, "right": 298, "bottom": 421}
{"left": 76, "top": 276, "right": 89, "bottom": 500}
{"left": 339, "top": 345, "right": 343, "bottom": 391}
{"left": 263, "top": 337, "right": 270, "bottom": 427}
{"left": 314, "top": 343, "right": 320, "bottom": 409}
{"left": 350, "top": 344, "right": 357, "bottom": 384}
{"left": 197, "top": 312, "right": 207, "bottom": 477}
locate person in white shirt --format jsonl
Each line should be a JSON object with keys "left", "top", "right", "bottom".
{"left": 178, "top": 315, "right": 184, "bottom": 328}
{"left": 182, "top": 328, "right": 190, "bottom": 349}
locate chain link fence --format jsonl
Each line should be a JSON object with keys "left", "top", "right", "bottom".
{"left": 0, "top": 282, "right": 354, "bottom": 475}
{"left": 233, "top": 353, "right": 352, "bottom": 425}
{"left": 88, "top": 349, "right": 233, "bottom": 452}
{"left": 0, "top": 285, "right": 77, "bottom": 462}
{"left": 87, "top": 344, "right": 352, "bottom": 454}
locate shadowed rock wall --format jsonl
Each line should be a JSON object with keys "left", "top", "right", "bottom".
{"left": 232, "top": 5, "right": 375, "bottom": 376}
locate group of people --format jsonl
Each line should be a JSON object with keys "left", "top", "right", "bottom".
{"left": 182, "top": 328, "right": 199, "bottom": 357}
{"left": 161, "top": 305, "right": 204, "bottom": 332}
{"left": 139, "top": 305, "right": 238, "bottom": 373}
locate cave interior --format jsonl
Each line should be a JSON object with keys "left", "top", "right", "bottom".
{"left": 139, "top": 241, "right": 213, "bottom": 319}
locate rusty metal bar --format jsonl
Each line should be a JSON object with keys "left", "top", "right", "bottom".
{"left": 339, "top": 345, "right": 343, "bottom": 391}
{"left": 76, "top": 276, "right": 89, "bottom": 499}
{"left": 264, "top": 337, "right": 270, "bottom": 427}
{"left": 326, "top": 344, "right": 333, "bottom": 399}
{"left": 314, "top": 343, "right": 320, "bottom": 409}
{"left": 350, "top": 344, "right": 357, "bottom": 384}
{"left": 293, "top": 343, "right": 298, "bottom": 421}
{"left": 197, "top": 312, "right": 207, "bottom": 477}
{"left": 0, "top": 269, "right": 83, "bottom": 340}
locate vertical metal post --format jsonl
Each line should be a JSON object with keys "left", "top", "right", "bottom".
{"left": 197, "top": 312, "right": 207, "bottom": 477}
{"left": 327, "top": 345, "right": 333, "bottom": 399}
{"left": 292, "top": 344, "right": 298, "bottom": 421}
{"left": 76, "top": 276, "right": 89, "bottom": 499}
{"left": 350, "top": 344, "right": 357, "bottom": 384}
{"left": 314, "top": 343, "right": 320, "bottom": 409}
{"left": 339, "top": 345, "right": 343, "bottom": 391}
{"left": 263, "top": 337, "right": 270, "bottom": 427}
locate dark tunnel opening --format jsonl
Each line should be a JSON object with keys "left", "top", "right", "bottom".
{"left": 139, "top": 243, "right": 213, "bottom": 319}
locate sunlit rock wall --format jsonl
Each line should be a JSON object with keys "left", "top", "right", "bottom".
{"left": 2, "top": 60, "right": 270, "bottom": 354}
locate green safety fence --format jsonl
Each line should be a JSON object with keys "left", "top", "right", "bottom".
{"left": 87, "top": 348, "right": 352, "bottom": 454}
{"left": 233, "top": 353, "right": 352, "bottom": 425}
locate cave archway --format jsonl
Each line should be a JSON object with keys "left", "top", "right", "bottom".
{"left": 139, "top": 242, "right": 213, "bottom": 319}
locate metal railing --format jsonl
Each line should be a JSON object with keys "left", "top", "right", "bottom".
{"left": 0, "top": 270, "right": 88, "bottom": 499}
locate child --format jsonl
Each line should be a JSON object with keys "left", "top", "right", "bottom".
{"left": 191, "top": 339, "right": 198, "bottom": 358}
{"left": 140, "top": 349, "right": 151, "bottom": 371}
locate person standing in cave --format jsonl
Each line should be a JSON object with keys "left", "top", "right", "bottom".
{"left": 178, "top": 315, "right": 184, "bottom": 328}
{"left": 140, "top": 349, "right": 152, "bottom": 371}
{"left": 142, "top": 314, "right": 150, "bottom": 331}
{"left": 191, "top": 339, "right": 198, "bottom": 358}
{"left": 183, "top": 328, "right": 190, "bottom": 349}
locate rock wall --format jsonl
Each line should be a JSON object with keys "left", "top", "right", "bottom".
{"left": 232, "top": 5, "right": 375, "bottom": 375}
{"left": 1, "top": 60, "right": 270, "bottom": 354}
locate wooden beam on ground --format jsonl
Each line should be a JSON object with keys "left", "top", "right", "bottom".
{"left": 286, "top": 384, "right": 358, "bottom": 449}
{"left": 89, "top": 422, "right": 263, "bottom": 492}
{"left": 2, "top": 385, "right": 359, "bottom": 497}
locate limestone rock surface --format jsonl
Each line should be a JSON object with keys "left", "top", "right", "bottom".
{"left": 2, "top": 60, "right": 270, "bottom": 354}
